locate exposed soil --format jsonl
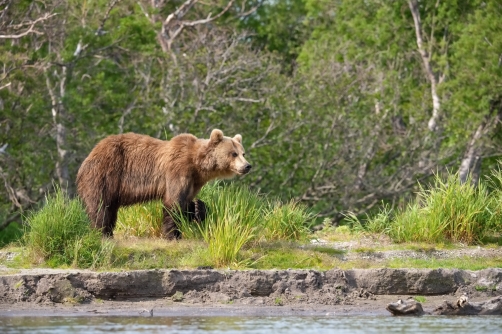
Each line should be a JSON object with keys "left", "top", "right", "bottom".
{"left": 312, "top": 236, "right": 502, "bottom": 262}
{"left": 1, "top": 241, "right": 501, "bottom": 317}
{"left": 0, "top": 266, "right": 501, "bottom": 317}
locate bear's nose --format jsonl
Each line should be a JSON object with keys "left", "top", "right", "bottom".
{"left": 245, "top": 164, "right": 252, "bottom": 172}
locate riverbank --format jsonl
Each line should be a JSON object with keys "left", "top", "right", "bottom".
{"left": 0, "top": 268, "right": 501, "bottom": 316}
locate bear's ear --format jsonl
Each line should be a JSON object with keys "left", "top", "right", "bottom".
{"left": 210, "top": 129, "right": 224, "bottom": 144}
{"left": 233, "top": 134, "right": 242, "bottom": 144}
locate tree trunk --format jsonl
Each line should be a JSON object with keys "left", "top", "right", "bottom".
{"left": 408, "top": 0, "right": 441, "bottom": 132}
{"left": 45, "top": 67, "right": 74, "bottom": 196}
{"left": 458, "top": 123, "right": 484, "bottom": 184}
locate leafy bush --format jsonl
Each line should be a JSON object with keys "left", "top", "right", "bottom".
{"left": 23, "top": 188, "right": 114, "bottom": 268}
{"left": 0, "top": 222, "right": 23, "bottom": 248}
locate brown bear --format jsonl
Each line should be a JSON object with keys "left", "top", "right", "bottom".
{"left": 76, "top": 129, "right": 251, "bottom": 239}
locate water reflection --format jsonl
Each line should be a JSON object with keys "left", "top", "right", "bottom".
{"left": 1, "top": 315, "right": 502, "bottom": 334}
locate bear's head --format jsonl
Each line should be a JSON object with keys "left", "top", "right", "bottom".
{"left": 202, "top": 129, "right": 252, "bottom": 180}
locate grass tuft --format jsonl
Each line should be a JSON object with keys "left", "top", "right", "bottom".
{"left": 263, "top": 200, "right": 313, "bottom": 241}
{"left": 414, "top": 296, "right": 426, "bottom": 303}
{"left": 196, "top": 183, "right": 260, "bottom": 267}
{"left": 22, "top": 188, "right": 114, "bottom": 268}
{"left": 351, "top": 171, "right": 502, "bottom": 245}
{"left": 169, "top": 182, "right": 315, "bottom": 267}
{"left": 116, "top": 201, "right": 163, "bottom": 238}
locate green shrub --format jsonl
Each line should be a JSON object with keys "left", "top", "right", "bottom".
{"left": 23, "top": 188, "right": 113, "bottom": 268}
{"left": 0, "top": 222, "right": 23, "bottom": 248}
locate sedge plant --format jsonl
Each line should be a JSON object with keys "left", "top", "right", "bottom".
{"left": 23, "top": 188, "right": 114, "bottom": 268}
{"left": 177, "top": 182, "right": 261, "bottom": 267}
{"left": 357, "top": 171, "right": 502, "bottom": 245}
{"left": 116, "top": 201, "right": 164, "bottom": 238}
{"left": 263, "top": 200, "right": 314, "bottom": 241}
{"left": 391, "top": 173, "right": 496, "bottom": 244}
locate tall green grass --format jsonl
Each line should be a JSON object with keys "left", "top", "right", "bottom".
{"left": 22, "top": 183, "right": 314, "bottom": 269}
{"left": 197, "top": 183, "right": 260, "bottom": 267}
{"left": 116, "top": 201, "right": 163, "bottom": 238}
{"left": 174, "top": 182, "right": 314, "bottom": 267}
{"left": 23, "top": 188, "right": 114, "bottom": 268}
{"left": 263, "top": 200, "right": 313, "bottom": 241}
{"left": 348, "top": 203, "right": 393, "bottom": 235}
{"left": 352, "top": 171, "right": 502, "bottom": 245}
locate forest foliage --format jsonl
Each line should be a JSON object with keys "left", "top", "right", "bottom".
{"left": 1, "top": 0, "right": 502, "bottom": 230}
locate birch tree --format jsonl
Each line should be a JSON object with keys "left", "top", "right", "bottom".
{"left": 409, "top": 0, "right": 502, "bottom": 184}
{"left": 408, "top": 0, "right": 443, "bottom": 133}
{"left": 0, "top": 0, "right": 59, "bottom": 226}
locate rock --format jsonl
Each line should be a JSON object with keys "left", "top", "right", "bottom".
{"left": 386, "top": 299, "right": 425, "bottom": 316}
{"left": 433, "top": 296, "right": 502, "bottom": 315}
{"left": 172, "top": 291, "right": 184, "bottom": 302}
{"left": 457, "top": 294, "right": 469, "bottom": 307}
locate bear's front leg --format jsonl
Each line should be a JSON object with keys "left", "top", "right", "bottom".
{"left": 161, "top": 200, "right": 205, "bottom": 240}
{"left": 188, "top": 199, "right": 207, "bottom": 224}
{"left": 161, "top": 209, "right": 181, "bottom": 240}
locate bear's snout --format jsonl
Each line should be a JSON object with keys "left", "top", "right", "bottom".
{"left": 243, "top": 164, "right": 252, "bottom": 174}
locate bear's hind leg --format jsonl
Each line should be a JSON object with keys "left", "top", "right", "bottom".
{"left": 103, "top": 203, "right": 119, "bottom": 237}
{"left": 92, "top": 200, "right": 118, "bottom": 238}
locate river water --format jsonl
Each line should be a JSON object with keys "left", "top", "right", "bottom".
{"left": 1, "top": 315, "right": 502, "bottom": 334}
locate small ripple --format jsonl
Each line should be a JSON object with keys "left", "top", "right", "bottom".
{"left": 1, "top": 315, "right": 501, "bottom": 334}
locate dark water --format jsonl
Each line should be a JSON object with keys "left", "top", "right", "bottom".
{"left": 1, "top": 315, "right": 502, "bottom": 334}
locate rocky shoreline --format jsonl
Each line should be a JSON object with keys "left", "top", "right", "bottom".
{"left": 0, "top": 268, "right": 501, "bottom": 316}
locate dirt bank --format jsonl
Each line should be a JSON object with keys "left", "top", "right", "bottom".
{"left": 0, "top": 268, "right": 501, "bottom": 316}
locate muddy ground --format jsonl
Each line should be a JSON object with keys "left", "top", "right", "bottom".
{"left": 1, "top": 240, "right": 502, "bottom": 317}
{"left": 0, "top": 267, "right": 501, "bottom": 317}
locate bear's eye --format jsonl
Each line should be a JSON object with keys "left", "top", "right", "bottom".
{"left": 232, "top": 152, "right": 238, "bottom": 158}
{"left": 242, "top": 153, "right": 246, "bottom": 157}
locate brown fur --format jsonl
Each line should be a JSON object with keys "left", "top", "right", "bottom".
{"left": 76, "top": 129, "right": 251, "bottom": 239}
